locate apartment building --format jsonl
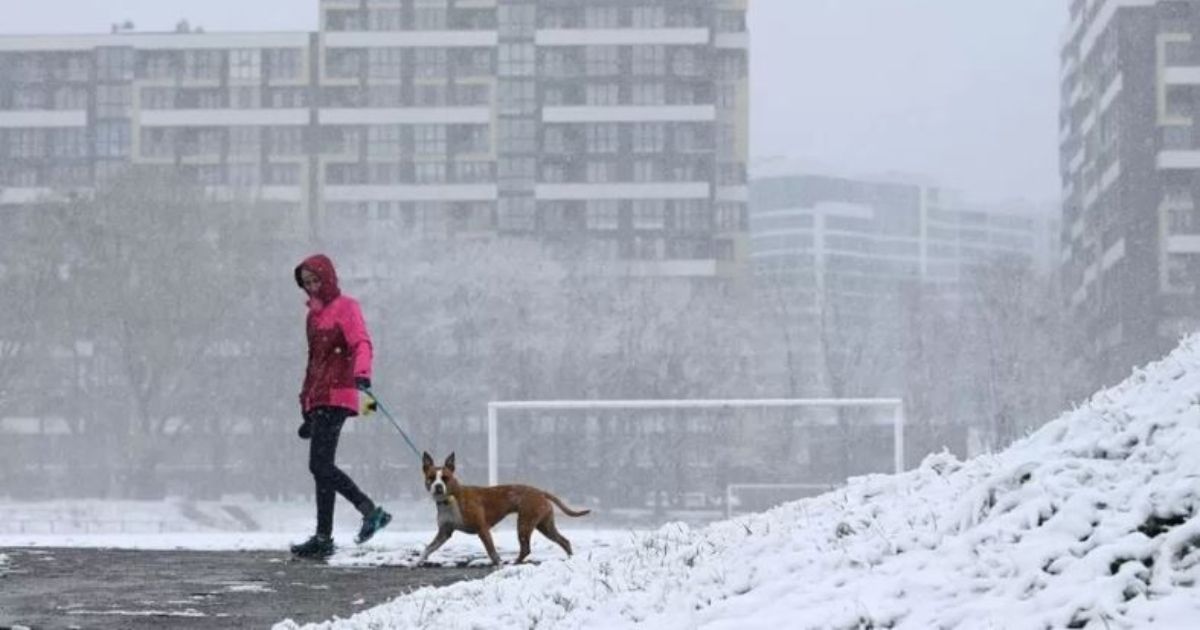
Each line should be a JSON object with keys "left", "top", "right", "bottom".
{"left": 750, "top": 173, "right": 1054, "bottom": 309}
{"left": 1059, "top": 0, "right": 1200, "bottom": 391}
{"left": 0, "top": 0, "right": 749, "bottom": 277}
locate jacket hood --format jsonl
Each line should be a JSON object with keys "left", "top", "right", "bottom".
{"left": 294, "top": 254, "right": 341, "bottom": 304}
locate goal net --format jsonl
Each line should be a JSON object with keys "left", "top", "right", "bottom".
{"left": 486, "top": 398, "right": 904, "bottom": 521}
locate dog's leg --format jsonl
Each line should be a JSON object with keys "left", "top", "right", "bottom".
{"left": 417, "top": 526, "right": 454, "bottom": 566}
{"left": 515, "top": 512, "right": 537, "bottom": 564}
{"left": 477, "top": 526, "right": 502, "bottom": 566}
{"left": 537, "top": 516, "right": 573, "bottom": 557}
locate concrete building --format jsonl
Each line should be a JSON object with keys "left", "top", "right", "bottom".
{"left": 750, "top": 173, "right": 1056, "bottom": 308}
{"left": 1059, "top": 0, "right": 1200, "bottom": 391}
{"left": 0, "top": 0, "right": 749, "bottom": 278}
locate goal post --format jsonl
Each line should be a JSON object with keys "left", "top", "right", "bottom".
{"left": 486, "top": 398, "right": 905, "bottom": 487}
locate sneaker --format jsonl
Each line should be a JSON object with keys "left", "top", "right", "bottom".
{"left": 355, "top": 506, "right": 392, "bottom": 544}
{"left": 290, "top": 534, "right": 335, "bottom": 559}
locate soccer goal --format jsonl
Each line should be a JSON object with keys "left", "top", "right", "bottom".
{"left": 486, "top": 398, "right": 905, "bottom": 514}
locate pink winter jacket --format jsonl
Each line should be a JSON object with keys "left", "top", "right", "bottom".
{"left": 295, "top": 254, "right": 373, "bottom": 415}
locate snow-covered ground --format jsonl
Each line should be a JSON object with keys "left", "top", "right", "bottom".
{"left": 270, "top": 335, "right": 1200, "bottom": 629}
{"left": 0, "top": 499, "right": 629, "bottom": 568}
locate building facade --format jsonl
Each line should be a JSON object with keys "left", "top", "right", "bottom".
{"left": 0, "top": 0, "right": 749, "bottom": 278}
{"left": 750, "top": 173, "right": 1056, "bottom": 309}
{"left": 1060, "top": 0, "right": 1200, "bottom": 391}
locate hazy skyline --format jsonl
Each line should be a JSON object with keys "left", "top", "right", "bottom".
{"left": 1, "top": 0, "right": 1066, "bottom": 206}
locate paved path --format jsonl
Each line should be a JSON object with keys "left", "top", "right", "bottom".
{"left": 0, "top": 547, "right": 491, "bottom": 629}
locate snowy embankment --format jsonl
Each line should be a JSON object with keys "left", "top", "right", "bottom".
{"left": 279, "top": 336, "right": 1200, "bottom": 630}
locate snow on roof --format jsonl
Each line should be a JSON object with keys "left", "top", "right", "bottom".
{"left": 279, "top": 335, "right": 1200, "bottom": 630}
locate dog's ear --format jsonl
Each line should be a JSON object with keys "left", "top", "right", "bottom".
{"left": 422, "top": 452, "right": 434, "bottom": 471}
{"left": 444, "top": 452, "right": 456, "bottom": 473}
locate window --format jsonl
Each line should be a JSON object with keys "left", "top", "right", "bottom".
{"left": 585, "top": 6, "right": 620, "bottom": 28}
{"left": 230, "top": 49, "right": 262, "bottom": 80}
{"left": 54, "top": 86, "right": 90, "bottom": 110}
{"left": 97, "top": 47, "right": 133, "bottom": 80}
{"left": 544, "top": 126, "right": 567, "bottom": 153}
{"left": 325, "top": 9, "right": 363, "bottom": 31}
{"left": 415, "top": 162, "right": 447, "bottom": 184}
{"left": 633, "top": 159, "right": 662, "bottom": 182}
{"left": 586, "top": 124, "right": 619, "bottom": 153}
{"left": 415, "top": 125, "right": 447, "bottom": 155}
{"left": 369, "top": 48, "right": 403, "bottom": 78}
{"left": 673, "top": 200, "right": 709, "bottom": 233}
{"left": 586, "top": 83, "right": 620, "bottom": 106}
{"left": 587, "top": 161, "right": 617, "bottom": 183}
{"left": 185, "top": 50, "right": 222, "bottom": 80}
{"left": 633, "top": 123, "right": 665, "bottom": 154}
{"left": 370, "top": 162, "right": 403, "bottom": 184}
{"left": 232, "top": 86, "right": 260, "bottom": 109}
{"left": 229, "top": 127, "right": 261, "bottom": 156}
{"left": 632, "top": 7, "right": 666, "bottom": 28}
{"left": 94, "top": 122, "right": 129, "bottom": 157}
{"left": 499, "top": 119, "right": 537, "bottom": 153}
{"left": 52, "top": 129, "right": 88, "bottom": 159}
{"left": 369, "top": 85, "right": 402, "bottom": 107}
{"left": 368, "top": 125, "right": 403, "bottom": 158}
{"left": 12, "top": 86, "right": 46, "bottom": 110}
{"left": 96, "top": 85, "right": 130, "bottom": 118}
{"left": 498, "top": 198, "right": 536, "bottom": 231}
{"left": 327, "top": 49, "right": 364, "bottom": 79}
{"left": 268, "top": 127, "right": 305, "bottom": 155}
{"left": 64, "top": 54, "right": 91, "bottom": 81}
{"left": 586, "top": 200, "right": 621, "bottom": 230}
{"left": 454, "top": 161, "right": 492, "bottom": 183}
{"left": 413, "top": 48, "right": 447, "bottom": 78}
{"left": 633, "top": 200, "right": 666, "bottom": 230}
{"left": 632, "top": 83, "right": 665, "bottom": 106}
{"left": 499, "top": 158, "right": 535, "bottom": 190}
{"left": 415, "top": 8, "right": 447, "bottom": 30}
{"left": 139, "top": 51, "right": 175, "bottom": 79}
{"left": 672, "top": 48, "right": 702, "bottom": 76}
{"left": 197, "top": 129, "right": 223, "bottom": 155}
{"left": 415, "top": 83, "right": 448, "bottom": 106}
{"left": 265, "top": 163, "right": 300, "bottom": 185}
{"left": 632, "top": 46, "right": 666, "bottom": 75}
{"left": 498, "top": 80, "right": 535, "bottom": 115}
{"left": 229, "top": 163, "right": 260, "bottom": 187}
{"left": 499, "top": 4, "right": 535, "bottom": 37}
{"left": 499, "top": 44, "right": 534, "bottom": 76}
{"left": 716, "top": 202, "right": 745, "bottom": 231}
{"left": 265, "top": 49, "right": 303, "bottom": 80}
{"left": 455, "top": 125, "right": 490, "bottom": 153}
{"left": 542, "top": 162, "right": 566, "bottom": 182}
{"left": 268, "top": 87, "right": 309, "bottom": 108}
{"left": 585, "top": 46, "right": 619, "bottom": 76}
{"left": 370, "top": 8, "right": 402, "bottom": 31}
{"left": 717, "top": 11, "right": 746, "bottom": 33}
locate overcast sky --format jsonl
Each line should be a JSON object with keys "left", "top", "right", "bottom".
{"left": 2, "top": 0, "right": 1066, "bottom": 205}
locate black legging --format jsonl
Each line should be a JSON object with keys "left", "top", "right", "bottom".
{"left": 308, "top": 407, "right": 374, "bottom": 537}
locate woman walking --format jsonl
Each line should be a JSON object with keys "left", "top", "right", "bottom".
{"left": 290, "top": 254, "right": 391, "bottom": 559}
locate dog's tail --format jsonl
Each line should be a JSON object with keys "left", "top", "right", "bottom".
{"left": 544, "top": 492, "right": 591, "bottom": 517}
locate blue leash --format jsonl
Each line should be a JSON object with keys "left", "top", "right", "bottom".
{"left": 363, "top": 388, "right": 422, "bottom": 460}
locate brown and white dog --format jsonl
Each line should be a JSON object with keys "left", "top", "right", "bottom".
{"left": 417, "top": 452, "right": 591, "bottom": 566}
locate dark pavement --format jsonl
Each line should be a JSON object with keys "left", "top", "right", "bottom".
{"left": 0, "top": 547, "right": 491, "bottom": 629}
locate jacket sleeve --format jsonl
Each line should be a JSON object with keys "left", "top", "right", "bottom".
{"left": 300, "top": 320, "right": 314, "bottom": 409}
{"left": 341, "top": 299, "right": 374, "bottom": 380}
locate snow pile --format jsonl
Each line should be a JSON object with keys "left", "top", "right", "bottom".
{"left": 278, "top": 335, "right": 1200, "bottom": 630}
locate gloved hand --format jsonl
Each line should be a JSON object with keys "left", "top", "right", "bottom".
{"left": 359, "top": 390, "right": 378, "bottom": 416}
{"left": 298, "top": 413, "right": 313, "bottom": 440}
{"left": 355, "top": 377, "right": 372, "bottom": 391}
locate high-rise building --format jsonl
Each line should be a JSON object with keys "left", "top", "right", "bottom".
{"left": 750, "top": 173, "right": 1055, "bottom": 306}
{"left": 1059, "top": 0, "right": 1200, "bottom": 391}
{"left": 0, "top": 0, "right": 749, "bottom": 278}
